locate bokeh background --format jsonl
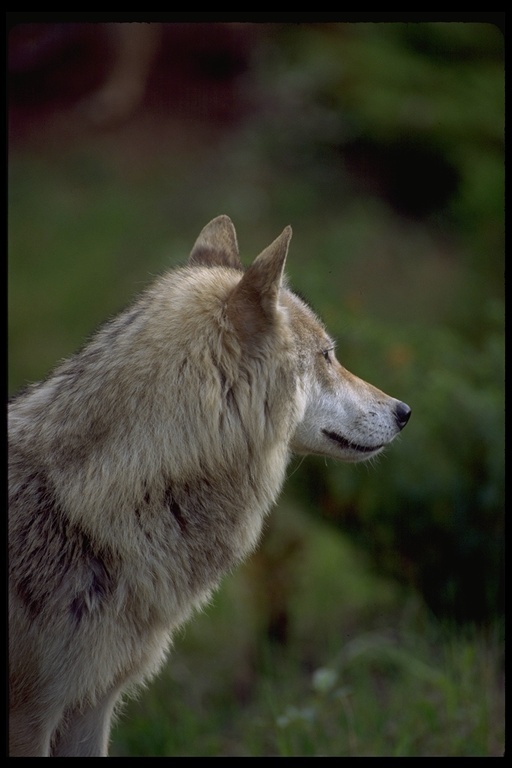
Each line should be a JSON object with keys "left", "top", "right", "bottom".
{"left": 8, "top": 19, "right": 504, "bottom": 756}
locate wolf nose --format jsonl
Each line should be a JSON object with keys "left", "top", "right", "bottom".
{"left": 394, "top": 401, "right": 411, "bottom": 430}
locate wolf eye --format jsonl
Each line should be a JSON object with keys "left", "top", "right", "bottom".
{"left": 322, "top": 347, "right": 334, "bottom": 363}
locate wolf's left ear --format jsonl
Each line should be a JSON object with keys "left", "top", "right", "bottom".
{"left": 227, "top": 226, "right": 292, "bottom": 345}
{"left": 189, "top": 215, "right": 243, "bottom": 270}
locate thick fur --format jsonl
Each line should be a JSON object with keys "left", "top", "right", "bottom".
{"left": 8, "top": 216, "right": 410, "bottom": 756}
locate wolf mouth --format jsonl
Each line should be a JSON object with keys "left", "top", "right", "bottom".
{"left": 322, "top": 429, "right": 384, "bottom": 454}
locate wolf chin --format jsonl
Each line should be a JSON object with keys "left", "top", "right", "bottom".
{"left": 8, "top": 215, "right": 410, "bottom": 756}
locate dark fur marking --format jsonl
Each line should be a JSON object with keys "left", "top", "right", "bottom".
{"left": 225, "top": 387, "right": 236, "bottom": 412}
{"left": 103, "top": 306, "right": 143, "bottom": 339}
{"left": 264, "top": 396, "right": 272, "bottom": 425}
{"left": 71, "top": 553, "right": 113, "bottom": 623}
{"left": 163, "top": 487, "right": 188, "bottom": 534}
{"left": 217, "top": 368, "right": 239, "bottom": 430}
{"left": 11, "top": 470, "right": 114, "bottom": 622}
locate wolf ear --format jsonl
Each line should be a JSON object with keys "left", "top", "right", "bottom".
{"left": 227, "top": 226, "right": 292, "bottom": 345}
{"left": 188, "top": 215, "right": 243, "bottom": 270}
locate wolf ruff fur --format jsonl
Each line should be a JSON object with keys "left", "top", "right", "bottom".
{"left": 8, "top": 215, "right": 411, "bottom": 756}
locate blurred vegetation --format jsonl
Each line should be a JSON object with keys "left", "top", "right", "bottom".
{"left": 8, "top": 21, "right": 504, "bottom": 755}
{"left": 112, "top": 507, "right": 504, "bottom": 757}
{"left": 263, "top": 22, "right": 505, "bottom": 625}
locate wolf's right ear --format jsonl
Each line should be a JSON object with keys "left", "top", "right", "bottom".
{"left": 188, "top": 215, "right": 243, "bottom": 270}
{"left": 226, "top": 226, "right": 292, "bottom": 346}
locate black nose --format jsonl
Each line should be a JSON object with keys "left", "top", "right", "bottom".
{"left": 395, "top": 401, "right": 411, "bottom": 430}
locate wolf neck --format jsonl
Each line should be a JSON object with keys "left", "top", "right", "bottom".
{"left": 11, "top": 335, "right": 297, "bottom": 595}
{"left": 10, "top": 364, "right": 295, "bottom": 628}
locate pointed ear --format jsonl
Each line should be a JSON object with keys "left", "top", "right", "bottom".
{"left": 188, "top": 215, "right": 243, "bottom": 270}
{"left": 226, "top": 226, "right": 292, "bottom": 345}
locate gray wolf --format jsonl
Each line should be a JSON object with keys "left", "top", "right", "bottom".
{"left": 8, "top": 215, "right": 410, "bottom": 756}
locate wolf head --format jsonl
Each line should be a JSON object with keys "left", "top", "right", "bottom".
{"left": 189, "top": 215, "right": 411, "bottom": 464}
